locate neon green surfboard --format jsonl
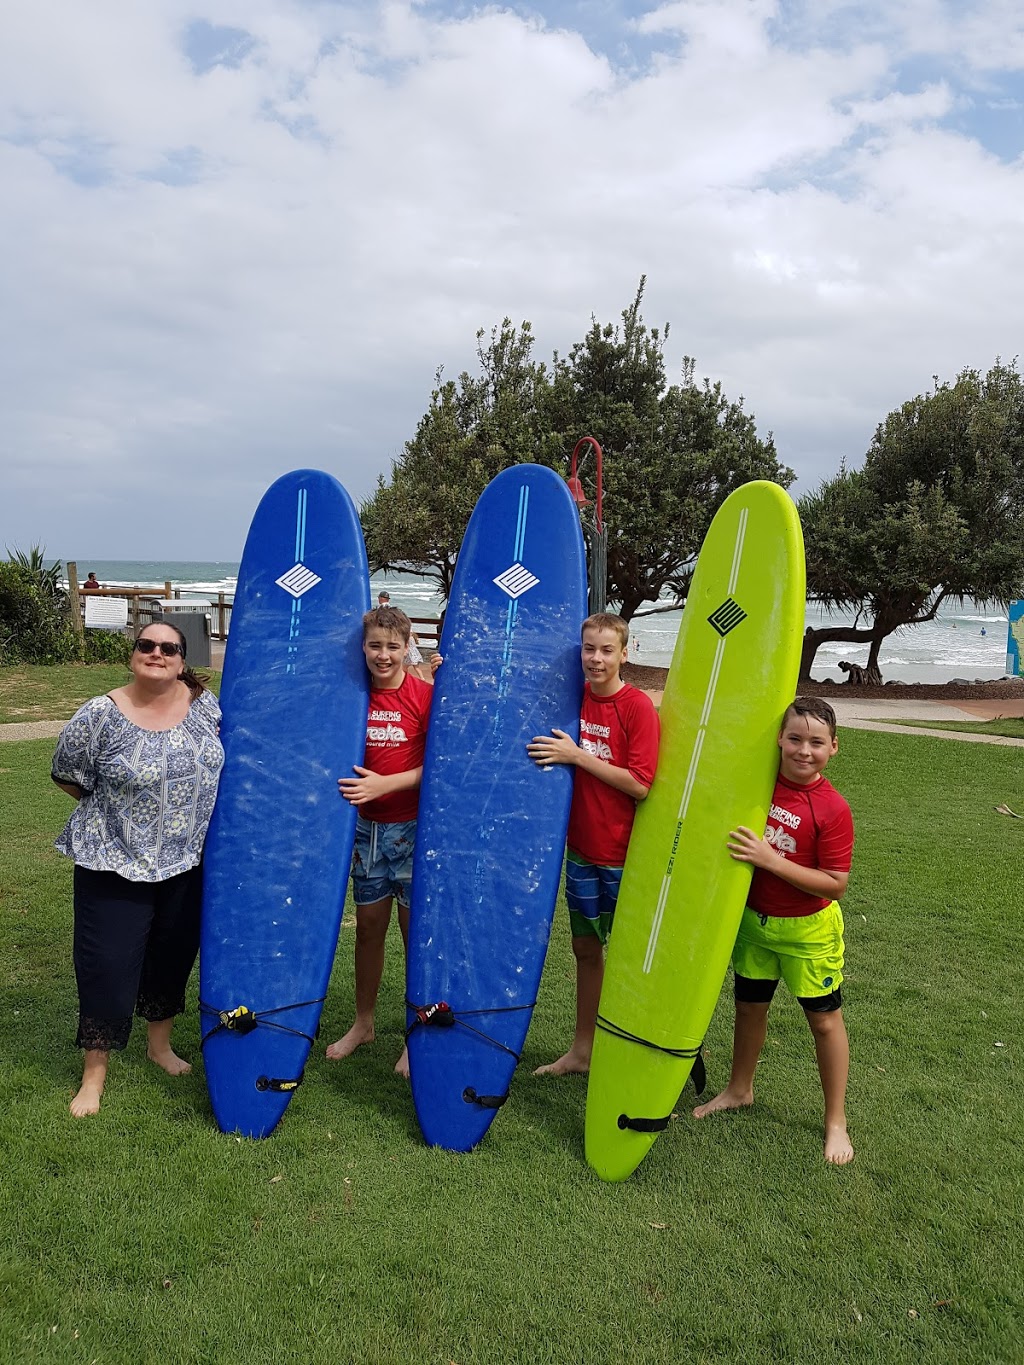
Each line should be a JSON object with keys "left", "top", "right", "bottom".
{"left": 585, "top": 480, "right": 805, "bottom": 1181}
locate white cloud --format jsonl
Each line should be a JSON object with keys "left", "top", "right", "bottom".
{"left": 2, "top": 0, "right": 1023, "bottom": 561}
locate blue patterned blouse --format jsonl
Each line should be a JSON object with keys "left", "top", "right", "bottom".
{"left": 52, "top": 690, "right": 225, "bottom": 883}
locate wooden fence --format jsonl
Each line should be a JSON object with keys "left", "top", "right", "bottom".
{"left": 66, "top": 562, "right": 440, "bottom": 648}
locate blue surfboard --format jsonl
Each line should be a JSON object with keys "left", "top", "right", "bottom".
{"left": 407, "top": 463, "right": 588, "bottom": 1150}
{"left": 200, "top": 470, "right": 369, "bottom": 1138}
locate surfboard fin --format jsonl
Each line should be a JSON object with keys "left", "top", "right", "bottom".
{"left": 689, "top": 1050, "right": 707, "bottom": 1096}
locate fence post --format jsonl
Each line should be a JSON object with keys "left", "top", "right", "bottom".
{"left": 217, "top": 593, "right": 226, "bottom": 640}
{"left": 67, "top": 561, "right": 86, "bottom": 651}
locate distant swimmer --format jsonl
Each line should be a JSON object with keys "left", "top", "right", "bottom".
{"left": 981, "top": 627, "right": 987, "bottom": 636}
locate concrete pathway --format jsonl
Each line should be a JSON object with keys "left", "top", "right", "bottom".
{"left": 0, "top": 719, "right": 66, "bottom": 742}
{"left": 827, "top": 697, "right": 1024, "bottom": 745}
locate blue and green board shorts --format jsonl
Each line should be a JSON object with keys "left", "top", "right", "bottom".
{"left": 565, "top": 852, "right": 623, "bottom": 945}
{"left": 732, "top": 901, "right": 845, "bottom": 1000}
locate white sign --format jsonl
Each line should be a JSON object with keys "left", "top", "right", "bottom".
{"left": 84, "top": 596, "right": 129, "bottom": 631}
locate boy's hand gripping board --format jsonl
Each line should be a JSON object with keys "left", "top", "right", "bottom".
{"left": 200, "top": 470, "right": 370, "bottom": 1138}
{"left": 407, "top": 464, "right": 588, "bottom": 1151}
{"left": 585, "top": 481, "right": 805, "bottom": 1180}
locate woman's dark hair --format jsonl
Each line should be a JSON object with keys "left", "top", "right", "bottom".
{"left": 135, "top": 623, "right": 210, "bottom": 701}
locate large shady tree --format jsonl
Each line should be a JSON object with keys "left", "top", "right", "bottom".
{"left": 799, "top": 360, "right": 1024, "bottom": 680}
{"left": 362, "top": 282, "right": 790, "bottom": 618}
{"left": 360, "top": 319, "right": 560, "bottom": 600}
{"left": 545, "top": 284, "right": 791, "bottom": 620}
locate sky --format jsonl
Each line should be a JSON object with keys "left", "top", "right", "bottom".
{"left": 3, "top": 0, "right": 1023, "bottom": 560}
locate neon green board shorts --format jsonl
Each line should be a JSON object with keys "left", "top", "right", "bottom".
{"left": 732, "top": 901, "right": 845, "bottom": 999}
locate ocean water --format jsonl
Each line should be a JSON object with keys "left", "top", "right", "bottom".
{"left": 74, "top": 561, "right": 1016, "bottom": 684}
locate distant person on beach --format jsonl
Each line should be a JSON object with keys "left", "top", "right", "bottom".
{"left": 693, "top": 697, "right": 856, "bottom": 1164}
{"left": 526, "top": 613, "right": 660, "bottom": 1075}
{"left": 82, "top": 572, "right": 101, "bottom": 591}
{"left": 51, "top": 623, "right": 224, "bottom": 1117}
{"left": 327, "top": 605, "right": 434, "bottom": 1078}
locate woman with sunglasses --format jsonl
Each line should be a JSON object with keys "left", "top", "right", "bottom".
{"left": 51, "top": 623, "right": 224, "bottom": 1116}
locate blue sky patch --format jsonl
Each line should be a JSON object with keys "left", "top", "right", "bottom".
{"left": 184, "top": 20, "right": 257, "bottom": 75}
{"left": 418, "top": 0, "right": 676, "bottom": 71}
{"left": 140, "top": 146, "right": 205, "bottom": 187}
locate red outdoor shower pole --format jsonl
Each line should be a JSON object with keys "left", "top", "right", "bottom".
{"left": 566, "top": 437, "right": 607, "bottom": 612}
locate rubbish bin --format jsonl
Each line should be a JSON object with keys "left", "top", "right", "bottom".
{"left": 162, "top": 612, "right": 212, "bottom": 669}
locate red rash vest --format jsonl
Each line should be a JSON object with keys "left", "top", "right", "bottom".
{"left": 749, "top": 773, "right": 854, "bottom": 918}
{"left": 567, "top": 682, "right": 660, "bottom": 866}
{"left": 360, "top": 672, "right": 434, "bottom": 824}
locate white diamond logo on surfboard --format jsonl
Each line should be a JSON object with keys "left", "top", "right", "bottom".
{"left": 493, "top": 563, "right": 540, "bottom": 599}
{"left": 275, "top": 563, "right": 322, "bottom": 598}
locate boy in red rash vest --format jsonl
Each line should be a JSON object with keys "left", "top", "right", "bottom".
{"left": 326, "top": 606, "right": 435, "bottom": 1078}
{"left": 526, "top": 613, "right": 660, "bottom": 1076}
{"left": 694, "top": 697, "right": 856, "bottom": 1165}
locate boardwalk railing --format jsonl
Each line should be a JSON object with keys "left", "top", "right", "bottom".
{"left": 66, "top": 562, "right": 440, "bottom": 648}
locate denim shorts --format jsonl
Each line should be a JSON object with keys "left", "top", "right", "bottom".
{"left": 350, "top": 816, "right": 417, "bottom": 908}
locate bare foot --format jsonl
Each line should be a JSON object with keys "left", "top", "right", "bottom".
{"left": 533, "top": 1048, "right": 590, "bottom": 1076}
{"left": 145, "top": 1020, "right": 189, "bottom": 1075}
{"left": 70, "top": 1081, "right": 103, "bottom": 1117}
{"left": 326, "top": 1022, "right": 374, "bottom": 1060}
{"left": 147, "top": 1046, "right": 192, "bottom": 1076}
{"left": 71, "top": 1052, "right": 108, "bottom": 1117}
{"left": 394, "top": 1046, "right": 409, "bottom": 1079}
{"left": 824, "top": 1122, "right": 854, "bottom": 1165}
{"left": 692, "top": 1085, "right": 754, "bottom": 1119}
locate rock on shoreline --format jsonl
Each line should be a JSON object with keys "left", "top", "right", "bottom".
{"left": 621, "top": 661, "right": 1024, "bottom": 703}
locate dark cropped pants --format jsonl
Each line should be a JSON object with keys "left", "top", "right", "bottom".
{"left": 73, "top": 864, "right": 202, "bottom": 1052}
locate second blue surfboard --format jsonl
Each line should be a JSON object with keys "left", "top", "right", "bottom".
{"left": 407, "top": 463, "right": 588, "bottom": 1151}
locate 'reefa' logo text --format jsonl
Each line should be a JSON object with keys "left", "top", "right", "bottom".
{"left": 765, "top": 825, "right": 797, "bottom": 857}
{"left": 367, "top": 722, "right": 408, "bottom": 744}
{"left": 581, "top": 736, "right": 613, "bottom": 762}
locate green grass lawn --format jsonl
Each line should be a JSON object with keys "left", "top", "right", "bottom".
{"left": 0, "top": 665, "right": 222, "bottom": 724}
{"left": 1, "top": 725, "right": 1021, "bottom": 1363}
{"left": 887, "top": 716, "right": 1024, "bottom": 740}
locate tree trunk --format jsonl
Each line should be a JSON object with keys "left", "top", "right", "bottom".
{"left": 865, "top": 632, "right": 885, "bottom": 686}
{"left": 798, "top": 623, "right": 876, "bottom": 680}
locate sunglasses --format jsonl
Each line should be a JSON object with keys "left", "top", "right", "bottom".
{"left": 134, "top": 638, "right": 184, "bottom": 658}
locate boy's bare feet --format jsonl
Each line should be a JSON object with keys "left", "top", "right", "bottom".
{"left": 394, "top": 1046, "right": 410, "bottom": 1079}
{"left": 147, "top": 1046, "right": 192, "bottom": 1076}
{"left": 533, "top": 1048, "right": 590, "bottom": 1076}
{"left": 824, "top": 1122, "right": 854, "bottom": 1165}
{"left": 70, "top": 1080, "right": 104, "bottom": 1117}
{"left": 326, "top": 1022, "right": 374, "bottom": 1059}
{"left": 692, "top": 1084, "right": 754, "bottom": 1118}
